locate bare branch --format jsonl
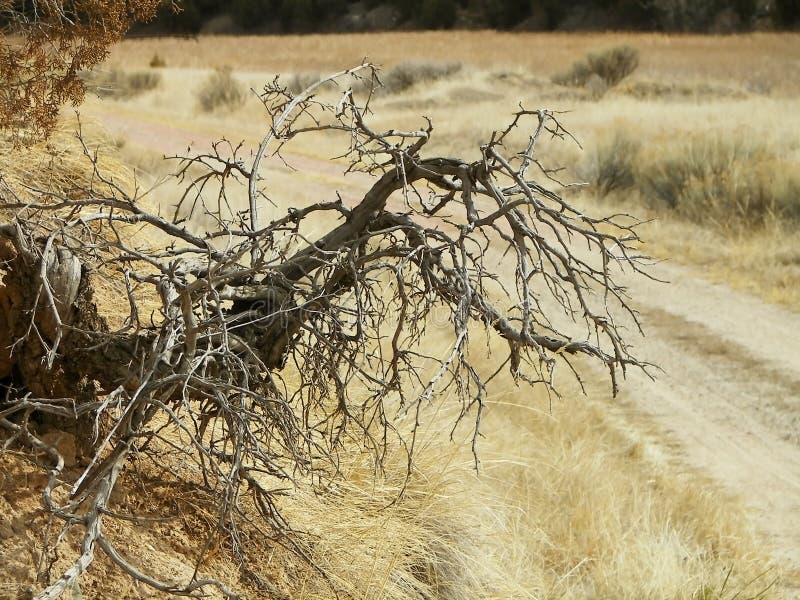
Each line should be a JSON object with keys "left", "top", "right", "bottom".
{"left": 0, "top": 67, "right": 651, "bottom": 597}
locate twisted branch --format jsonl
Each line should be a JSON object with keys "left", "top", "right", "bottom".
{"left": 0, "top": 64, "right": 651, "bottom": 597}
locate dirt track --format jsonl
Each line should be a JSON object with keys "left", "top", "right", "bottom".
{"left": 626, "top": 262, "right": 800, "bottom": 588}
{"left": 94, "top": 107, "right": 800, "bottom": 592}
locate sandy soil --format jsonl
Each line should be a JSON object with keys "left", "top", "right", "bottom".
{"left": 90, "top": 106, "right": 800, "bottom": 595}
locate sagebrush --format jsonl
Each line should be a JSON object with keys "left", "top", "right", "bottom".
{"left": 197, "top": 66, "right": 246, "bottom": 112}
{"left": 552, "top": 45, "right": 640, "bottom": 92}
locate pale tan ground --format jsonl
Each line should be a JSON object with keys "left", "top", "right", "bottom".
{"left": 625, "top": 261, "right": 800, "bottom": 583}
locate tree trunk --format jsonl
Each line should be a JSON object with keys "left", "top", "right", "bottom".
{"left": 0, "top": 239, "right": 125, "bottom": 398}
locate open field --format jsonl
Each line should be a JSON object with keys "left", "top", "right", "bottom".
{"left": 94, "top": 31, "right": 800, "bottom": 309}
{"left": 108, "top": 32, "right": 800, "bottom": 94}
{"left": 3, "top": 31, "right": 800, "bottom": 598}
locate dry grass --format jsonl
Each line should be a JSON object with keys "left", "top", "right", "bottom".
{"left": 254, "top": 329, "right": 780, "bottom": 599}
{"left": 0, "top": 117, "right": 133, "bottom": 207}
{"left": 552, "top": 44, "right": 640, "bottom": 92}
{"left": 0, "top": 354, "right": 777, "bottom": 599}
{"left": 562, "top": 97, "right": 800, "bottom": 310}
{"left": 638, "top": 216, "right": 800, "bottom": 309}
{"left": 582, "top": 129, "right": 800, "bottom": 227}
{"left": 0, "top": 118, "right": 170, "bottom": 329}
{"left": 378, "top": 61, "right": 463, "bottom": 93}
{"left": 83, "top": 67, "right": 162, "bottom": 99}
{"left": 196, "top": 66, "right": 247, "bottom": 112}
{"left": 106, "top": 32, "right": 800, "bottom": 96}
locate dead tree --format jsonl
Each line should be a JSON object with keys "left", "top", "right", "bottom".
{"left": 0, "top": 65, "right": 650, "bottom": 598}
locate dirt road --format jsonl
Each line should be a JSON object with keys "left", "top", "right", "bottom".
{"left": 93, "top": 107, "right": 800, "bottom": 592}
{"left": 626, "top": 262, "right": 800, "bottom": 589}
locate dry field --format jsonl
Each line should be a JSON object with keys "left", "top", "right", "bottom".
{"left": 3, "top": 31, "right": 800, "bottom": 599}
{"left": 100, "top": 30, "right": 800, "bottom": 308}
{"left": 108, "top": 31, "right": 800, "bottom": 93}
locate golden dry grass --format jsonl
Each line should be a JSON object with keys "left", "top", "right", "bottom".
{"left": 109, "top": 31, "right": 800, "bottom": 95}
{"left": 0, "top": 360, "right": 778, "bottom": 599}
{"left": 0, "top": 117, "right": 133, "bottom": 207}
{"left": 194, "top": 327, "right": 778, "bottom": 599}
{"left": 235, "top": 327, "right": 780, "bottom": 599}
{"left": 637, "top": 217, "right": 800, "bottom": 308}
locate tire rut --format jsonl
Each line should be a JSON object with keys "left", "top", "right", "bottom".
{"left": 622, "top": 262, "right": 800, "bottom": 592}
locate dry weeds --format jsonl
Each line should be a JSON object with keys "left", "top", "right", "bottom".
{"left": 0, "top": 335, "right": 779, "bottom": 599}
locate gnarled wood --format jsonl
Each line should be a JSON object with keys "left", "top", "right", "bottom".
{"left": 0, "top": 66, "right": 651, "bottom": 598}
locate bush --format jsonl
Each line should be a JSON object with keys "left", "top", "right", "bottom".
{"left": 483, "top": 0, "right": 532, "bottom": 28}
{"left": 149, "top": 53, "right": 166, "bottom": 68}
{"left": 647, "top": 0, "right": 720, "bottom": 31}
{"left": 196, "top": 67, "right": 246, "bottom": 112}
{"left": 419, "top": 0, "right": 458, "bottom": 28}
{"left": 551, "top": 60, "right": 593, "bottom": 88}
{"left": 587, "top": 46, "right": 640, "bottom": 88}
{"left": 647, "top": 0, "right": 757, "bottom": 31}
{"left": 584, "top": 131, "right": 640, "bottom": 197}
{"left": 87, "top": 69, "right": 162, "bottom": 99}
{"left": 637, "top": 134, "right": 800, "bottom": 228}
{"left": 772, "top": 0, "right": 800, "bottom": 27}
{"left": 381, "top": 61, "right": 462, "bottom": 93}
{"left": 552, "top": 45, "right": 639, "bottom": 91}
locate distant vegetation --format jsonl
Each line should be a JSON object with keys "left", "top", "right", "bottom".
{"left": 552, "top": 44, "right": 639, "bottom": 96}
{"left": 135, "top": 0, "right": 799, "bottom": 34}
{"left": 196, "top": 66, "right": 247, "bottom": 111}
{"left": 84, "top": 68, "right": 162, "bottom": 99}
{"left": 584, "top": 129, "right": 800, "bottom": 230}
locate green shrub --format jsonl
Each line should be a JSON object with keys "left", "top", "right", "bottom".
{"left": 552, "top": 45, "right": 639, "bottom": 92}
{"left": 483, "top": 0, "right": 533, "bottom": 28}
{"left": 647, "top": 0, "right": 757, "bottom": 31}
{"left": 419, "top": 0, "right": 458, "bottom": 28}
{"left": 196, "top": 67, "right": 246, "bottom": 113}
{"left": 772, "top": 0, "right": 800, "bottom": 27}
{"left": 648, "top": 0, "right": 719, "bottom": 31}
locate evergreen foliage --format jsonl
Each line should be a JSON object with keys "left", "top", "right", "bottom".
{"left": 132, "top": 0, "right": 798, "bottom": 33}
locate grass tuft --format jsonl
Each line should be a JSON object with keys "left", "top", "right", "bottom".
{"left": 196, "top": 66, "right": 246, "bottom": 113}
{"left": 85, "top": 68, "right": 162, "bottom": 99}
{"left": 588, "top": 45, "right": 641, "bottom": 87}
{"left": 149, "top": 52, "right": 166, "bottom": 68}
{"left": 583, "top": 130, "right": 640, "bottom": 197}
{"left": 553, "top": 45, "right": 640, "bottom": 93}
{"left": 380, "top": 61, "right": 463, "bottom": 94}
